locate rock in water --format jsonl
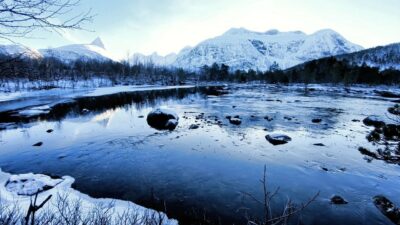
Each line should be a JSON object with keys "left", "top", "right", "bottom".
{"left": 82, "top": 108, "right": 90, "bottom": 114}
{"left": 312, "top": 118, "right": 322, "bottom": 123}
{"left": 264, "top": 116, "right": 273, "bottom": 121}
{"left": 388, "top": 105, "right": 400, "bottom": 116}
{"left": 229, "top": 118, "right": 242, "bottom": 125}
{"left": 204, "top": 86, "right": 229, "bottom": 96}
{"left": 363, "top": 116, "right": 385, "bottom": 127}
{"left": 265, "top": 134, "right": 292, "bottom": 145}
{"left": 383, "top": 124, "right": 400, "bottom": 140}
{"left": 147, "top": 108, "right": 179, "bottom": 131}
{"left": 189, "top": 124, "right": 200, "bottom": 130}
{"left": 33, "top": 142, "right": 43, "bottom": 147}
{"left": 375, "top": 90, "right": 400, "bottom": 98}
{"left": 331, "top": 195, "right": 348, "bottom": 204}
{"left": 314, "top": 143, "right": 326, "bottom": 147}
{"left": 373, "top": 195, "right": 400, "bottom": 225}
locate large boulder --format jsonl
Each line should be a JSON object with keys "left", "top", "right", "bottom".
{"left": 265, "top": 134, "right": 292, "bottom": 145}
{"left": 147, "top": 108, "right": 179, "bottom": 131}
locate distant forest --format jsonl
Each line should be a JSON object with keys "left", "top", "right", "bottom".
{"left": 0, "top": 54, "right": 399, "bottom": 87}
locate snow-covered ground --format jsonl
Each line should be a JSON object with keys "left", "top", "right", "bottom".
{"left": 0, "top": 169, "right": 178, "bottom": 225}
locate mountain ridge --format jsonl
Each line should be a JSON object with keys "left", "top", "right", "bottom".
{"left": 1, "top": 29, "right": 398, "bottom": 72}
{"left": 135, "top": 28, "right": 364, "bottom": 71}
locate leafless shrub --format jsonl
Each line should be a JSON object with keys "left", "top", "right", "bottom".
{"left": 0, "top": 192, "right": 169, "bottom": 225}
{"left": 0, "top": 197, "right": 22, "bottom": 225}
{"left": 241, "top": 165, "right": 319, "bottom": 225}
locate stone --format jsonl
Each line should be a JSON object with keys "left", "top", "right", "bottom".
{"left": 265, "top": 134, "right": 292, "bottom": 145}
{"left": 147, "top": 108, "right": 179, "bottom": 131}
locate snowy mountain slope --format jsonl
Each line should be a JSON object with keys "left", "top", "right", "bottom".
{"left": 0, "top": 44, "right": 42, "bottom": 59}
{"left": 337, "top": 43, "right": 400, "bottom": 70}
{"left": 172, "top": 28, "right": 363, "bottom": 71}
{"left": 39, "top": 37, "right": 118, "bottom": 63}
{"left": 131, "top": 52, "right": 177, "bottom": 66}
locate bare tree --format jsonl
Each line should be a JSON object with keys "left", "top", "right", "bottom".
{"left": 0, "top": 0, "right": 93, "bottom": 41}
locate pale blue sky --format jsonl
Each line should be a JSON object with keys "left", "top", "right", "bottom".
{"left": 5, "top": 0, "right": 400, "bottom": 59}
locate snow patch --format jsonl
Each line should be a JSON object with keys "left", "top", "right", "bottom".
{"left": 5, "top": 173, "right": 63, "bottom": 196}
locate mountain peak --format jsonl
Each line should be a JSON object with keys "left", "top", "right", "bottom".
{"left": 312, "top": 29, "right": 340, "bottom": 36}
{"left": 90, "top": 37, "right": 105, "bottom": 49}
{"left": 265, "top": 29, "right": 280, "bottom": 35}
{"left": 223, "top": 27, "right": 254, "bottom": 36}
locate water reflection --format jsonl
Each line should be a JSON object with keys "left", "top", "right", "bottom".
{"left": 0, "top": 85, "right": 398, "bottom": 225}
{"left": 0, "top": 87, "right": 205, "bottom": 128}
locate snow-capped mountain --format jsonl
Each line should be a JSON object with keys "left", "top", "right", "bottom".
{"left": 130, "top": 52, "right": 177, "bottom": 66}
{"left": 0, "top": 44, "right": 42, "bottom": 59}
{"left": 39, "top": 37, "right": 118, "bottom": 63}
{"left": 337, "top": 43, "right": 400, "bottom": 71}
{"left": 171, "top": 28, "right": 363, "bottom": 71}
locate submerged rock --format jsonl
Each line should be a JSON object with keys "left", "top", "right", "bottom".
{"left": 265, "top": 134, "right": 292, "bottom": 145}
{"left": 331, "top": 195, "right": 348, "bottom": 205}
{"left": 373, "top": 195, "right": 400, "bottom": 225}
{"left": 363, "top": 116, "right": 385, "bottom": 127}
{"left": 147, "top": 108, "right": 179, "bottom": 131}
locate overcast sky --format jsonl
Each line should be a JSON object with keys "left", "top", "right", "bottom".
{"left": 6, "top": 0, "right": 400, "bottom": 59}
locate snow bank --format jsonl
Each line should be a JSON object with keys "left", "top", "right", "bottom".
{"left": 0, "top": 169, "right": 178, "bottom": 225}
{"left": 5, "top": 173, "right": 63, "bottom": 196}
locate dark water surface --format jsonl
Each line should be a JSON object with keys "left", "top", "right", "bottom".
{"left": 0, "top": 85, "right": 399, "bottom": 225}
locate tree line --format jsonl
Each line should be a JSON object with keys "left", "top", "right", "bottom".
{"left": 0, "top": 54, "right": 194, "bottom": 86}
{"left": 0, "top": 53, "right": 399, "bottom": 87}
{"left": 199, "top": 57, "right": 400, "bottom": 84}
